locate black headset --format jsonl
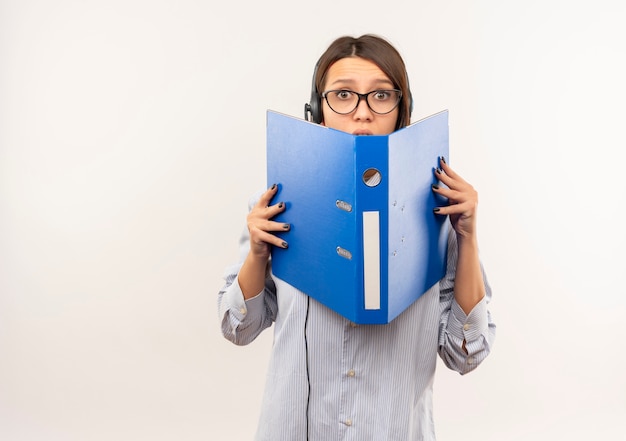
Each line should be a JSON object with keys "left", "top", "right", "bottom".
{"left": 304, "top": 59, "right": 414, "bottom": 125}
{"left": 303, "top": 60, "right": 323, "bottom": 123}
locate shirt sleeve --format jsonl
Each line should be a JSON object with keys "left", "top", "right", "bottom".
{"left": 437, "top": 228, "right": 496, "bottom": 374}
{"left": 217, "top": 193, "right": 278, "bottom": 346}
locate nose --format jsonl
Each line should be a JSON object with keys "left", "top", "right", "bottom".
{"left": 352, "top": 96, "right": 373, "bottom": 121}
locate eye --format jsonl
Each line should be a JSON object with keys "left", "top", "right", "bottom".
{"left": 372, "top": 90, "right": 392, "bottom": 101}
{"left": 335, "top": 90, "right": 354, "bottom": 100}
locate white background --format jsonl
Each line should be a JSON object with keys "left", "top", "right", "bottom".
{"left": 1, "top": 0, "right": 625, "bottom": 439}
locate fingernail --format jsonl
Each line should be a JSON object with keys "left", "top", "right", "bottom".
{"left": 441, "top": 156, "right": 446, "bottom": 164}
{"left": 270, "top": 183, "right": 276, "bottom": 190}
{"left": 431, "top": 184, "right": 439, "bottom": 190}
{"left": 278, "top": 202, "right": 284, "bottom": 209}
{"left": 281, "top": 241, "right": 288, "bottom": 248}
{"left": 436, "top": 168, "right": 443, "bottom": 175}
{"left": 433, "top": 207, "right": 441, "bottom": 213}
{"left": 283, "top": 223, "right": 290, "bottom": 230}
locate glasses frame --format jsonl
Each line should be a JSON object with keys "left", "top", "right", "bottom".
{"left": 320, "top": 89, "right": 403, "bottom": 116}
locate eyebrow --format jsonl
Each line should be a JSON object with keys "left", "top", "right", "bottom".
{"left": 327, "top": 78, "right": 395, "bottom": 89}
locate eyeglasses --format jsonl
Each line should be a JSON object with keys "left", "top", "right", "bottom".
{"left": 321, "top": 89, "right": 402, "bottom": 115}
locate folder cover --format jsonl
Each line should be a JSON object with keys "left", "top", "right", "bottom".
{"left": 266, "top": 110, "right": 450, "bottom": 324}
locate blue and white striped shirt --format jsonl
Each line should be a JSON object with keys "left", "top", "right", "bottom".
{"left": 218, "top": 199, "right": 495, "bottom": 441}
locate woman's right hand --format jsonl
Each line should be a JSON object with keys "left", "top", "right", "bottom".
{"left": 247, "top": 184, "right": 290, "bottom": 261}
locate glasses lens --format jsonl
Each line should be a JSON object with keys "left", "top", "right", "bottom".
{"left": 367, "top": 90, "right": 401, "bottom": 114}
{"left": 324, "top": 90, "right": 401, "bottom": 115}
{"left": 324, "top": 90, "right": 359, "bottom": 114}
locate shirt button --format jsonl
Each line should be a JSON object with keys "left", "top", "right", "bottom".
{"left": 467, "top": 357, "right": 475, "bottom": 364}
{"left": 463, "top": 323, "right": 470, "bottom": 331}
{"left": 349, "top": 322, "right": 358, "bottom": 328}
{"left": 345, "top": 419, "right": 352, "bottom": 426}
{"left": 347, "top": 369, "right": 355, "bottom": 377}
{"left": 239, "top": 308, "right": 247, "bottom": 315}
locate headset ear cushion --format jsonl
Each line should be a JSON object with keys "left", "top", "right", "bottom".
{"left": 309, "top": 93, "right": 322, "bottom": 123}
{"left": 304, "top": 99, "right": 321, "bottom": 123}
{"left": 406, "top": 74, "right": 414, "bottom": 116}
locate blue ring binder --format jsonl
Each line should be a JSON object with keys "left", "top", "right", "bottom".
{"left": 267, "top": 110, "right": 450, "bottom": 324}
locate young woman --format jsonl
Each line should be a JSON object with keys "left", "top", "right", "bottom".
{"left": 218, "top": 34, "right": 496, "bottom": 441}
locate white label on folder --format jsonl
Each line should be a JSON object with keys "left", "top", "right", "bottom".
{"left": 363, "top": 211, "right": 381, "bottom": 310}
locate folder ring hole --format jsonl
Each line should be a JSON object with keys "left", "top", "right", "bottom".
{"left": 336, "top": 200, "right": 353, "bottom": 212}
{"left": 336, "top": 247, "right": 352, "bottom": 260}
{"left": 362, "top": 168, "right": 382, "bottom": 187}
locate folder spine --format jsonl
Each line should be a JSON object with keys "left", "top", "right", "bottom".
{"left": 354, "top": 135, "right": 389, "bottom": 323}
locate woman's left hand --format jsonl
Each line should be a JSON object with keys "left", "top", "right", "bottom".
{"left": 431, "top": 156, "right": 478, "bottom": 240}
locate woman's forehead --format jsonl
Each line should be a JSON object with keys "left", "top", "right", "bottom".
{"left": 324, "top": 57, "right": 392, "bottom": 89}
